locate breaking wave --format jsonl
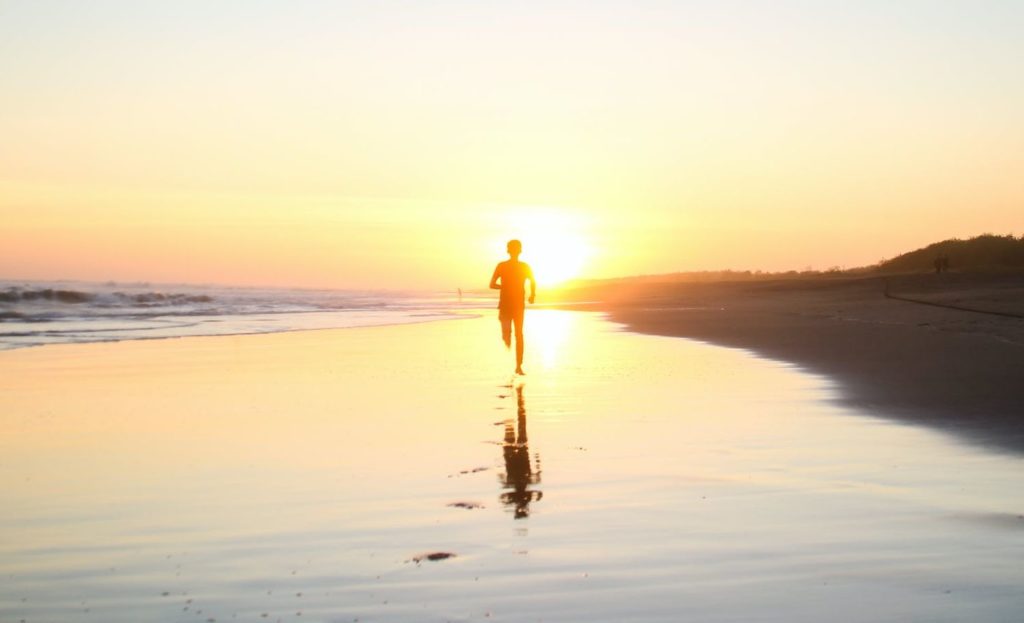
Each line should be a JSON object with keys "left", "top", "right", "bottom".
{"left": 0, "top": 287, "right": 215, "bottom": 306}
{"left": 0, "top": 288, "right": 94, "bottom": 304}
{"left": 0, "top": 281, "right": 486, "bottom": 350}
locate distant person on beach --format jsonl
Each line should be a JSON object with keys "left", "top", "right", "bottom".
{"left": 490, "top": 239, "right": 536, "bottom": 375}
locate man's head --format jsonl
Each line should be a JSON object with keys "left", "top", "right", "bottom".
{"left": 507, "top": 239, "right": 522, "bottom": 258}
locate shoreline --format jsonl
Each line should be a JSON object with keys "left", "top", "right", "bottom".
{"left": 577, "top": 273, "right": 1024, "bottom": 454}
{"left": 6, "top": 275, "right": 1023, "bottom": 456}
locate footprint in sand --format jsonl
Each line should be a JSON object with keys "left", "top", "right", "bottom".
{"left": 447, "top": 466, "right": 490, "bottom": 478}
{"left": 407, "top": 552, "right": 456, "bottom": 564}
{"left": 447, "top": 501, "right": 485, "bottom": 510}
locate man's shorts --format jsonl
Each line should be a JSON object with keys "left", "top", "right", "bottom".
{"left": 499, "top": 305, "right": 525, "bottom": 339}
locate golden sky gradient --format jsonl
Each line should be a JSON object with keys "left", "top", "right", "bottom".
{"left": 2, "top": 2, "right": 1022, "bottom": 289}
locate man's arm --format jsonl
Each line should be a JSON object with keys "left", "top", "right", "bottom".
{"left": 527, "top": 264, "right": 536, "bottom": 304}
{"left": 489, "top": 263, "right": 502, "bottom": 290}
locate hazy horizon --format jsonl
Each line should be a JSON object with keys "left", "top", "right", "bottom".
{"left": 3, "top": 1, "right": 1022, "bottom": 289}
{"left": 2, "top": 228, "right": 1020, "bottom": 295}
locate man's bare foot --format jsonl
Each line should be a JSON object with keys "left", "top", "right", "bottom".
{"left": 515, "top": 366, "right": 525, "bottom": 375}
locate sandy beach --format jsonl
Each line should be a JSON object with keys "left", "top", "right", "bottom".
{"left": 559, "top": 273, "right": 1024, "bottom": 454}
{"left": 3, "top": 310, "right": 1023, "bottom": 622}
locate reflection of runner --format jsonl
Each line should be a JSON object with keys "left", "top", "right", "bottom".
{"left": 500, "top": 383, "right": 542, "bottom": 519}
{"left": 489, "top": 240, "right": 536, "bottom": 375}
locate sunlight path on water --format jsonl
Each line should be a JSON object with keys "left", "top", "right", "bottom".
{"left": 1, "top": 310, "right": 1022, "bottom": 622}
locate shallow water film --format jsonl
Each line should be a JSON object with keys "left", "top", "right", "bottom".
{"left": 2, "top": 311, "right": 1022, "bottom": 622}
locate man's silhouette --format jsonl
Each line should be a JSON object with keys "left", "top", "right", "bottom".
{"left": 490, "top": 239, "right": 536, "bottom": 375}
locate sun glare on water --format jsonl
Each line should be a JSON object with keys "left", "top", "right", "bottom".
{"left": 503, "top": 209, "right": 593, "bottom": 286}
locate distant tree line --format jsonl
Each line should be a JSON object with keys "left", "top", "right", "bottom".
{"left": 567, "top": 267, "right": 859, "bottom": 287}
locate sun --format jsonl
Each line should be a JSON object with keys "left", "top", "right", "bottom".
{"left": 503, "top": 208, "right": 593, "bottom": 286}
{"left": 523, "top": 230, "right": 590, "bottom": 286}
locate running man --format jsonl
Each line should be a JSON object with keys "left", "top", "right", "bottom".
{"left": 490, "top": 239, "right": 536, "bottom": 375}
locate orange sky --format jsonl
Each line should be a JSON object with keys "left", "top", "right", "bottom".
{"left": 2, "top": 2, "right": 1022, "bottom": 290}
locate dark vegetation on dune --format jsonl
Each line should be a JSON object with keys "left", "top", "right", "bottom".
{"left": 559, "top": 234, "right": 1024, "bottom": 291}
{"left": 876, "top": 234, "right": 1024, "bottom": 274}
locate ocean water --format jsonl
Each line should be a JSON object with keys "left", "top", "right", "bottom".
{"left": 0, "top": 280, "right": 479, "bottom": 350}
{"left": 2, "top": 311, "right": 1022, "bottom": 622}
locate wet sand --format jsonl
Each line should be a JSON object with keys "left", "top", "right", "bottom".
{"left": 2, "top": 311, "right": 1023, "bottom": 621}
{"left": 569, "top": 273, "right": 1024, "bottom": 454}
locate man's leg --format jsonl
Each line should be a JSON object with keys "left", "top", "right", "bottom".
{"left": 514, "top": 311, "right": 525, "bottom": 373}
{"left": 500, "top": 310, "right": 512, "bottom": 348}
